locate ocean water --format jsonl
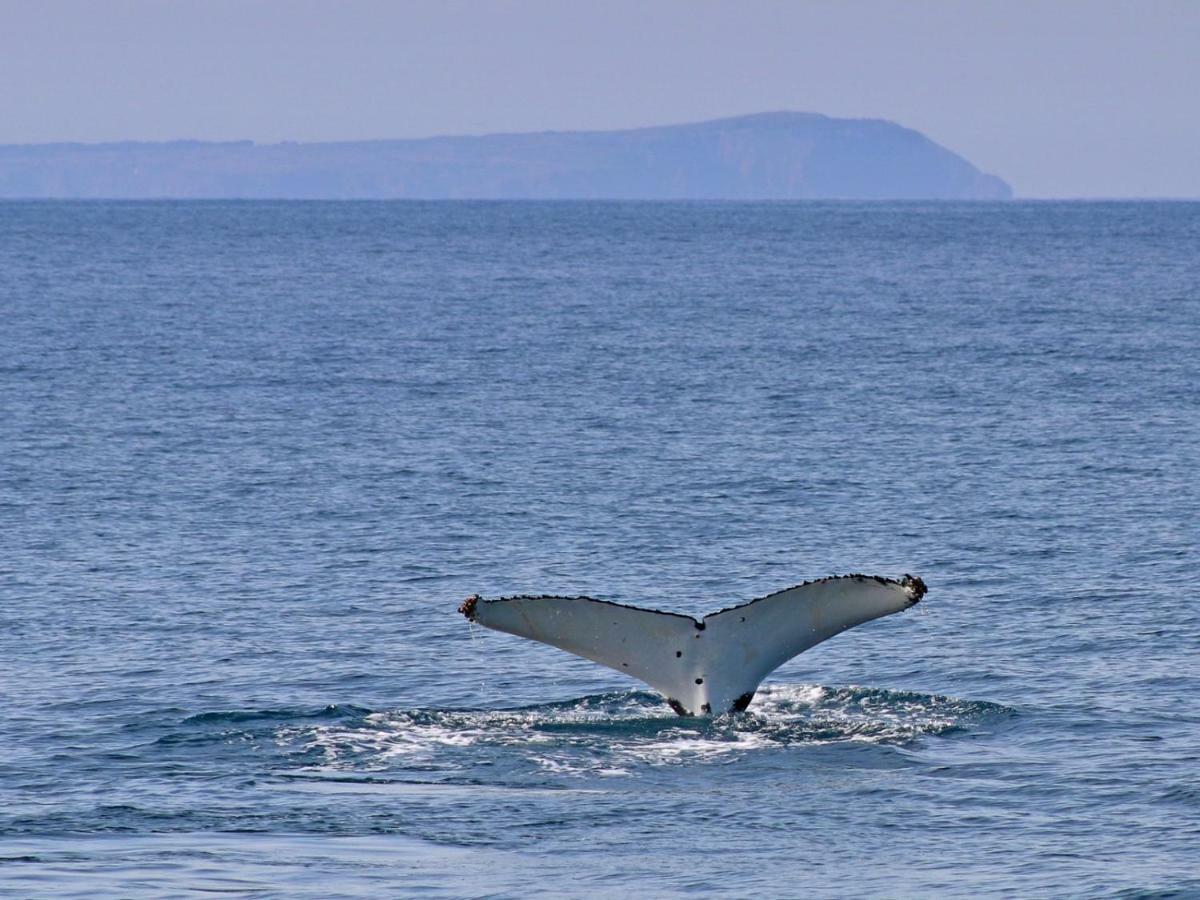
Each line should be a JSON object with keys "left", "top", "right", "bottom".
{"left": 1, "top": 200, "right": 1197, "bottom": 898}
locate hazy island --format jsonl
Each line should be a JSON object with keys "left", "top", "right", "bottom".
{"left": 0, "top": 112, "right": 1011, "bottom": 200}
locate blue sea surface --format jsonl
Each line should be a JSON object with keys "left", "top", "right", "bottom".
{"left": 1, "top": 200, "right": 1197, "bottom": 897}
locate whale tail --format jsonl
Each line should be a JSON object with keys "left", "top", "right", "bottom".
{"left": 459, "top": 574, "right": 926, "bottom": 716}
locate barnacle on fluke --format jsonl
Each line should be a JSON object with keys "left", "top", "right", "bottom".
{"left": 901, "top": 574, "right": 927, "bottom": 603}
{"left": 458, "top": 574, "right": 929, "bottom": 716}
{"left": 457, "top": 594, "right": 480, "bottom": 620}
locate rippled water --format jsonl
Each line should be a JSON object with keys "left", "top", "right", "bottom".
{"left": 1, "top": 201, "right": 1198, "bottom": 897}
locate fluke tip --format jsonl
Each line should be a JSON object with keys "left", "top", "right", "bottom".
{"left": 458, "top": 595, "right": 480, "bottom": 620}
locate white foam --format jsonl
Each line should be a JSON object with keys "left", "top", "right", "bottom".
{"left": 277, "top": 684, "right": 989, "bottom": 778}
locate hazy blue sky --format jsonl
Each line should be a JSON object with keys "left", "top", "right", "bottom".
{"left": 2, "top": 0, "right": 1197, "bottom": 197}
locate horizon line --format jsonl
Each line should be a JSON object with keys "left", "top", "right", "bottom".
{"left": 3, "top": 196, "right": 1200, "bottom": 203}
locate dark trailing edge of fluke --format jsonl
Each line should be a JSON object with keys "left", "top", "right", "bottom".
{"left": 459, "top": 573, "right": 926, "bottom": 624}
{"left": 458, "top": 574, "right": 928, "bottom": 716}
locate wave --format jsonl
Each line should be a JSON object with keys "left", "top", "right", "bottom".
{"left": 181, "top": 704, "right": 371, "bottom": 727}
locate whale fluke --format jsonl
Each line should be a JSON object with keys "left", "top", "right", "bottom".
{"left": 459, "top": 574, "right": 926, "bottom": 716}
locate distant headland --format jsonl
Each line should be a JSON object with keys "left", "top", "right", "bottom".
{"left": 0, "top": 112, "right": 1011, "bottom": 200}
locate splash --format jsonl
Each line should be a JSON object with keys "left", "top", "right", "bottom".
{"left": 276, "top": 685, "right": 1011, "bottom": 779}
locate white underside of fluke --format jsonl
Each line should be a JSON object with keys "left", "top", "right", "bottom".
{"left": 459, "top": 574, "right": 926, "bottom": 716}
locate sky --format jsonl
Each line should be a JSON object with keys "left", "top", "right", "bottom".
{"left": 2, "top": 0, "right": 1197, "bottom": 198}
